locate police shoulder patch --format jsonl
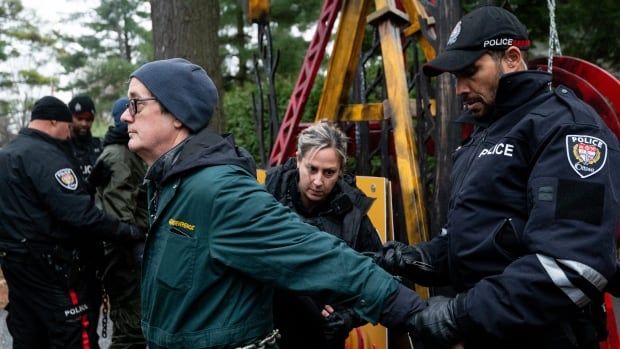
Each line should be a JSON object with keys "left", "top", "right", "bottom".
{"left": 54, "top": 168, "right": 79, "bottom": 190}
{"left": 565, "top": 135, "right": 607, "bottom": 178}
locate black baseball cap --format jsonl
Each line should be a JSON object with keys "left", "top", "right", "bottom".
{"left": 423, "top": 6, "right": 530, "bottom": 77}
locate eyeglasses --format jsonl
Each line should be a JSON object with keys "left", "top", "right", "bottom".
{"left": 126, "top": 97, "right": 158, "bottom": 117}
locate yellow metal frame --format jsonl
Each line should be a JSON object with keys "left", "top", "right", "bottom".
{"left": 247, "top": 0, "right": 270, "bottom": 23}
{"left": 315, "top": 0, "right": 436, "bottom": 255}
{"left": 400, "top": 0, "right": 437, "bottom": 61}
{"left": 350, "top": 175, "right": 393, "bottom": 349}
{"left": 315, "top": 0, "right": 371, "bottom": 121}
{"left": 257, "top": 1, "right": 438, "bottom": 344}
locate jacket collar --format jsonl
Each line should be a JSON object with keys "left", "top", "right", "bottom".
{"left": 144, "top": 136, "right": 189, "bottom": 186}
{"left": 456, "top": 70, "right": 552, "bottom": 127}
{"left": 493, "top": 70, "right": 551, "bottom": 118}
{"left": 145, "top": 127, "right": 257, "bottom": 187}
{"left": 21, "top": 127, "right": 73, "bottom": 154}
{"left": 102, "top": 125, "right": 130, "bottom": 146}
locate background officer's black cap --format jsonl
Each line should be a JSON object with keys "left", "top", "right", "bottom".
{"left": 423, "top": 6, "right": 530, "bottom": 77}
{"left": 68, "top": 95, "right": 96, "bottom": 116}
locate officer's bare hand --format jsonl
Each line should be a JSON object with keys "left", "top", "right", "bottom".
{"left": 321, "top": 304, "right": 334, "bottom": 317}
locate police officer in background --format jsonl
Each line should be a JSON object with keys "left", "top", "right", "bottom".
{"left": 373, "top": 6, "right": 620, "bottom": 349}
{"left": 69, "top": 94, "right": 103, "bottom": 181}
{"left": 0, "top": 96, "right": 145, "bottom": 349}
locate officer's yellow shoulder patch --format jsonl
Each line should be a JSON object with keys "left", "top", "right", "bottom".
{"left": 168, "top": 218, "right": 196, "bottom": 231}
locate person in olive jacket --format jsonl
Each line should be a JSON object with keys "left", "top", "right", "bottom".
{"left": 266, "top": 123, "right": 383, "bottom": 349}
{"left": 120, "top": 58, "right": 427, "bottom": 349}
{"left": 90, "top": 96, "right": 148, "bottom": 348}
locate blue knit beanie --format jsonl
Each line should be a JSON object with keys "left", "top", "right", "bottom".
{"left": 130, "top": 58, "right": 218, "bottom": 133}
{"left": 111, "top": 97, "right": 129, "bottom": 130}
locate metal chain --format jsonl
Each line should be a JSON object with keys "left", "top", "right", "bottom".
{"left": 101, "top": 292, "right": 109, "bottom": 338}
{"left": 547, "top": 0, "right": 563, "bottom": 74}
{"left": 235, "top": 329, "right": 281, "bottom": 349}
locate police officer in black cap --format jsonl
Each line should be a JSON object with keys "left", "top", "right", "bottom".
{"left": 372, "top": 5, "right": 620, "bottom": 349}
{"left": 0, "top": 96, "right": 145, "bottom": 349}
{"left": 68, "top": 94, "right": 103, "bottom": 182}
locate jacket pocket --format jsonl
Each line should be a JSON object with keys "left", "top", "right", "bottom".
{"left": 493, "top": 218, "right": 526, "bottom": 261}
{"left": 155, "top": 229, "right": 198, "bottom": 291}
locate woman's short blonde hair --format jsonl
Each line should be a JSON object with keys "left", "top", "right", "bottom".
{"left": 296, "top": 122, "right": 349, "bottom": 168}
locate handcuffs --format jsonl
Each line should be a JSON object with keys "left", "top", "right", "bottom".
{"left": 235, "top": 329, "right": 280, "bottom": 349}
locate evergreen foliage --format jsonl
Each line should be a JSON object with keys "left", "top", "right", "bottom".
{"left": 0, "top": 0, "right": 57, "bottom": 144}
{"left": 2, "top": 0, "right": 618, "bottom": 145}
{"left": 53, "top": 0, "right": 152, "bottom": 134}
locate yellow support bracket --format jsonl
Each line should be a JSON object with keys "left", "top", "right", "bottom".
{"left": 315, "top": 0, "right": 371, "bottom": 122}
{"left": 337, "top": 103, "right": 384, "bottom": 122}
{"left": 369, "top": 0, "right": 430, "bottom": 299}
{"left": 311, "top": 0, "right": 435, "bottom": 302}
{"left": 400, "top": 0, "right": 437, "bottom": 61}
{"left": 247, "top": 0, "right": 270, "bottom": 24}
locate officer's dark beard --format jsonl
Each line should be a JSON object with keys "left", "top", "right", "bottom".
{"left": 478, "top": 68, "right": 502, "bottom": 120}
{"left": 72, "top": 129, "right": 92, "bottom": 142}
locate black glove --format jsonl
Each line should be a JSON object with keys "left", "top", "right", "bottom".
{"left": 373, "top": 241, "right": 435, "bottom": 284}
{"left": 118, "top": 222, "right": 147, "bottom": 241}
{"left": 408, "top": 294, "right": 467, "bottom": 348}
{"left": 321, "top": 308, "right": 366, "bottom": 343}
{"left": 88, "top": 160, "right": 112, "bottom": 189}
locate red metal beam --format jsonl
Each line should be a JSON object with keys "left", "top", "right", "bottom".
{"left": 268, "top": 0, "right": 342, "bottom": 166}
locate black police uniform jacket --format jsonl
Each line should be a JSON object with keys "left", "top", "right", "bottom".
{"left": 0, "top": 128, "right": 129, "bottom": 343}
{"left": 418, "top": 71, "right": 620, "bottom": 347}
{"left": 70, "top": 132, "right": 103, "bottom": 180}
{"left": 265, "top": 158, "right": 383, "bottom": 349}
{"left": 0, "top": 128, "right": 123, "bottom": 247}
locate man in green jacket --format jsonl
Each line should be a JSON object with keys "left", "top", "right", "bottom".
{"left": 120, "top": 58, "right": 427, "bottom": 349}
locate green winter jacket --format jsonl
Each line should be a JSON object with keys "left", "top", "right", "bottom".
{"left": 91, "top": 126, "right": 148, "bottom": 304}
{"left": 141, "top": 129, "right": 412, "bottom": 348}
{"left": 93, "top": 127, "right": 147, "bottom": 228}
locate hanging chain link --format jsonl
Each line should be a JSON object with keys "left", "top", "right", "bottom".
{"left": 547, "top": 0, "right": 563, "bottom": 74}
{"left": 101, "top": 292, "right": 109, "bottom": 339}
{"left": 235, "top": 329, "right": 281, "bottom": 349}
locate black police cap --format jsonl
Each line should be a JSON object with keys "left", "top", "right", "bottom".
{"left": 423, "top": 6, "right": 530, "bottom": 77}
{"left": 68, "top": 95, "right": 96, "bottom": 116}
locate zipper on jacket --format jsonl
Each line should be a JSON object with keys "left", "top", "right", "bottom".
{"left": 453, "top": 128, "right": 489, "bottom": 198}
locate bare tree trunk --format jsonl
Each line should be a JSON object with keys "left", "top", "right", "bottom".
{"left": 123, "top": 15, "right": 132, "bottom": 61}
{"left": 149, "top": 0, "right": 224, "bottom": 131}
{"left": 0, "top": 117, "right": 10, "bottom": 146}
{"left": 431, "top": 0, "right": 462, "bottom": 236}
{"left": 235, "top": 5, "right": 247, "bottom": 84}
